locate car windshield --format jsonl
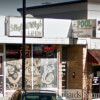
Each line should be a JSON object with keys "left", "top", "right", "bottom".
{"left": 22, "top": 93, "right": 57, "bottom": 100}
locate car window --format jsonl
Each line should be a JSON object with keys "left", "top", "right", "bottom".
{"left": 23, "top": 95, "right": 57, "bottom": 100}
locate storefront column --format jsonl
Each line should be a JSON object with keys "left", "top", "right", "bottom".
{"left": 0, "top": 44, "right": 5, "bottom": 96}
{"left": 82, "top": 46, "right": 88, "bottom": 100}
{"left": 31, "top": 44, "right": 34, "bottom": 89}
{"left": 87, "top": 64, "right": 93, "bottom": 100}
{"left": 57, "top": 45, "right": 62, "bottom": 95}
{"left": 3, "top": 44, "right": 6, "bottom": 97}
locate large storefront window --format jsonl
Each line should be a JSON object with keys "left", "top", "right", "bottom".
{"left": 33, "top": 58, "right": 57, "bottom": 89}
{"left": 6, "top": 44, "right": 57, "bottom": 91}
{"left": 33, "top": 45, "right": 57, "bottom": 90}
{"left": 6, "top": 44, "right": 31, "bottom": 90}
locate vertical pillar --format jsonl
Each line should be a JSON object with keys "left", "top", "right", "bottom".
{"left": 57, "top": 45, "right": 62, "bottom": 95}
{"left": 82, "top": 45, "right": 88, "bottom": 100}
{"left": 22, "top": 0, "right": 26, "bottom": 90}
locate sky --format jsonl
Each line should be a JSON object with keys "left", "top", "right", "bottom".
{"left": 0, "top": 0, "right": 77, "bottom": 16}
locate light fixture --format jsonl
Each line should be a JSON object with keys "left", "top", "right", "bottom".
{"left": 72, "top": 72, "right": 75, "bottom": 78}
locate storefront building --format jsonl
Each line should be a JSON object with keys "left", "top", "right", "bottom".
{"left": 0, "top": 16, "right": 99, "bottom": 100}
{"left": 0, "top": 16, "right": 75, "bottom": 97}
{"left": 17, "top": 0, "right": 100, "bottom": 100}
{"left": 0, "top": 1, "right": 100, "bottom": 99}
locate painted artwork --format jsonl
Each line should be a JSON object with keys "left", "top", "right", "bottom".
{"left": 6, "top": 58, "right": 57, "bottom": 90}
{"left": 40, "top": 59, "right": 57, "bottom": 88}
{"left": 33, "top": 58, "right": 57, "bottom": 89}
{"left": 33, "top": 58, "right": 41, "bottom": 89}
{"left": 6, "top": 59, "right": 22, "bottom": 90}
{"left": 6, "top": 58, "right": 32, "bottom": 90}
{"left": 25, "top": 58, "right": 32, "bottom": 89}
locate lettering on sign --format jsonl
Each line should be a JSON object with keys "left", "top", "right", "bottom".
{"left": 72, "top": 19, "right": 96, "bottom": 29}
{"left": 96, "top": 20, "right": 100, "bottom": 36}
{"left": 8, "top": 17, "right": 43, "bottom": 37}
{"left": 77, "top": 20, "right": 92, "bottom": 28}
{"left": 72, "top": 29, "right": 93, "bottom": 38}
{"left": 72, "top": 19, "right": 96, "bottom": 38}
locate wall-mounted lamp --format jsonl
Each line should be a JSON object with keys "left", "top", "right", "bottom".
{"left": 72, "top": 72, "right": 75, "bottom": 78}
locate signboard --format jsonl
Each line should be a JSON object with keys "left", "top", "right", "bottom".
{"left": 96, "top": 20, "right": 100, "bottom": 38}
{"left": 72, "top": 28, "right": 93, "bottom": 38}
{"left": 6, "top": 45, "right": 31, "bottom": 58}
{"left": 7, "top": 17, "right": 43, "bottom": 37}
{"left": 72, "top": 19, "right": 96, "bottom": 38}
{"left": 33, "top": 45, "right": 56, "bottom": 58}
{"left": 40, "top": 59, "right": 57, "bottom": 89}
{"left": 92, "top": 77, "right": 100, "bottom": 85}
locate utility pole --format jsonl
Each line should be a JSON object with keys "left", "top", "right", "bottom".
{"left": 22, "top": 0, "right": 26, "bottom": 90}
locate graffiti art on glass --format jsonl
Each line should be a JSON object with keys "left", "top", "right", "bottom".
{"left": 25, "top": 58, "right": 32, "bottom": 89}
{"left": 33, "top": 58, "right": 41, "bottom": 89}
{"left": 6, "top": 58, "right": 32, "bottom": 90}
{"left": 6, "top": 59, "right": 22, "bottom": 90}
{"left": 40, "top": 59, "right": 57, "bottom": 88}
{"left": 33, "top": 58, "right": 57, "bottom": 89}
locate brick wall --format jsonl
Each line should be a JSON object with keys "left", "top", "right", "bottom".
{"left": 68, "top": 45, "right": 87, "bottom": 100}
{"left": 68, "top": 45, "right": 83, "bottom": 89}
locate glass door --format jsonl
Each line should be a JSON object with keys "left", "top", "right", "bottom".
{"left": 0, "top": 56, "right": 3, "bottom": 97}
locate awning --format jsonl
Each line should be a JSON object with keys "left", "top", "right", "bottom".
{"left": 87, "top": 50, "right": 100, "bottom": 65}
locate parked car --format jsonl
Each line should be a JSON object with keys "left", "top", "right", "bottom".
{"left": 9, "top": 89, "right": 63, "bottom": 100}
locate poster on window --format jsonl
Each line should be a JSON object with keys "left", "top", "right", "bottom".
{"left": 40, "top": 59, "right": 57, "bottom": 89}
{"left": 33, "top": 58, "right": 57, "bottom": 89}
{"left": 6, "top": 58, "right": 32, "bottom": 90}
{"left": 33, "top": 58, "right": 41, "bottom": 89}
{"left": 6, "top": 59, "right": 22, "bottom": 90}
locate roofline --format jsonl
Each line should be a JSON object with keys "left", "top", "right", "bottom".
{"left": 17, "top": 0, "right": 87, "bottom": 11}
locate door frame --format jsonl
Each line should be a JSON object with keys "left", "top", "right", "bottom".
{"left": 0, "top": 54, "right": 4, "bottom": 97}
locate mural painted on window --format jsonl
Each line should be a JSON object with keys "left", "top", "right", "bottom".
{"left": 6, "top": 58, "right": 31, "bottom": 90}
{"left": 33, "top": 58, "right": 41, "bottom": 89}
{"left": 25, "top": 58, "right": 32, "bottom": 89}
{"left": 33, "top": 58, "right": 57, "bottom": 89}
{"left": 6, "top": 59, "right": 22, "bottom": 90}
{"left": 41, "top": 59, "right": 57, "bottom": 88}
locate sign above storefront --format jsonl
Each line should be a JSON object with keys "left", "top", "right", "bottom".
{"left": 7, "top": 16, "right": 43, "bottom": 37}
{"left": 33, "top": 45, "right": 56, "bottom": 58}
{"left": 72, "top": 19, "right": 96, "bottom": 38}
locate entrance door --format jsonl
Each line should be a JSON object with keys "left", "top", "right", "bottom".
{"left": 0, "top": 56, "right": 3, "bottom": 97}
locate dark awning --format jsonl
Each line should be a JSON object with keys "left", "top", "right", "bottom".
{"left": 87, "top": 50, "right": 100, "bottom": 64}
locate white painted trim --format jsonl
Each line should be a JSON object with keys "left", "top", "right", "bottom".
{"left": 0, "top": 44, "right": 5, "bottom": 96}
{"left": 0, "top": 36, "right": 88, "bottom": 45}
{"left": 6, "top": 90, "right": 16, "bottom": 93}
{"left": 31, "top": 45, "right": 33, "bottom": 89}
{"left": 0, "top": 75, "right": 3, "bottom": 76}
{"left": 3, "top": 44, "right": 6, "bottom": 96}
{"left": 57, "top": 46, "right": 59, "bottom": 91}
